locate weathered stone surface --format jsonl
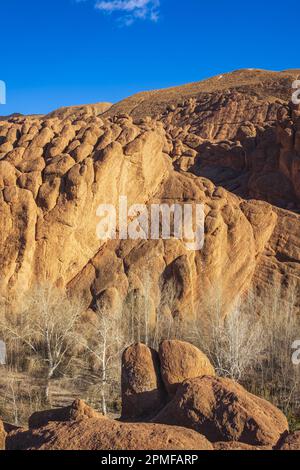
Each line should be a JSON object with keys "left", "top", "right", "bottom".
{"left": 213, "top": 441, "right": 270, "bottom": 450}
{"left": 159, "top": 340, "right": 215, "bottom": 397}
{"left": 28, "top": 399, "right": 104, "bottom": 429}
{"left": 277, "top": 106, "right": 300, "bottom": 201}
{"left": 121, "top": 343, "right": 166, "bottom": 420}
{"left": 8, "top": 418, "right": 213, "bottom": 451}
{"left": 153, "top": 376, "right": 288, "bottom": 446}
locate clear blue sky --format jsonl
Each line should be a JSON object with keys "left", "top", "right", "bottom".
{"left": 0, "top": 0, "right": 299, "bottom": 115}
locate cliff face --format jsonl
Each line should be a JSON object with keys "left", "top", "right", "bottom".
{"left": 0, "top": 69, "right": 299, "bottom": 316}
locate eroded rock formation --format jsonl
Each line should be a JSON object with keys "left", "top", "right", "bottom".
{"left": 28, "top": 398, "right": 104, "bottom": 429}
{"left": 159, "top": 339, "right": 215, "bottom": 397}
{"left": 153, "top": 376, "right": 288, "bottom": 447}
{"left": 7, "top": 405, "right": 213, "bottom": 451}
{"left": 121, "top": 343, "right": 166, "bottom": 420}
{"left": 0, "top": 69, "right": 300, "bottom": 319}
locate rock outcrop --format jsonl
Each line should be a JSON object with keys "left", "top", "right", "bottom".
{"left": 45, "top": 103, "right": 112, "bottom": 121}
{"left": 120, "top": 340, "right": 289, "bottom": 449}
{"left": 121, "top": 343, "right": 166, "bottom": 420}
{"left": 28, "top": 399, "right": 104, "bottom": 429}
{"left": 159, "top": 340, "right": 215, "bottom": 396}
{"left": 277, "top": 104, "right": 300, "bottom": 201}
{"left": 153, "top": 376, "right": 288, "bottom": 446}
{"left": 7, "top": 409, "right": 213, "bottom": 451}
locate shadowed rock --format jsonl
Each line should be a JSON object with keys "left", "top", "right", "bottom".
{"left": 121, "top": 343, "right": 166, "bottom": 420}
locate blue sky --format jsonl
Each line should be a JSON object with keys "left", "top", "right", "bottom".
{"left": 0, "top": 0, "right": 299, "bottom": 115}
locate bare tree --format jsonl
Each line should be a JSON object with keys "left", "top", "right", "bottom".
{"left": 0, "top": 285, "right": 83, "bottom": 403}
{"left": 6, "top": 379, "right": 19, "bottom": 426}
{"left": 151, "top": 277, "right": 183, "bottom": 349}
{"left": 188, "top": 290, "right": 265, "bottom": 381}
{"left": 123, "top": 289, "right": 146, "bottom": 345}
{"left": 122, "top": 278, "right": 154, "bottom": 347}
{"left": 258, "top": 283, "right": 300, "bottom": 415}
{"left": 186, "top": 282, "right": 300, "bottom": 419}
{"left": 82, "top": 301, "right": 126, "bottom": 415}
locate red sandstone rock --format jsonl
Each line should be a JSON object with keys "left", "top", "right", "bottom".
{"left": 153, "top": 376, "right": 288, "bottom": 447}
{"left": 121, "top": 343, "right": 166, "bottom": 420}
{"left": 159, "top": 340, "right": 215, "bottom": 396}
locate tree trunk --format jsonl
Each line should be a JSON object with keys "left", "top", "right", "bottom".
{"left": 43, "top": 369, "right": 54, "bottom": 405}
{"left": 101, "top": 342, "right": 107, "bottom": 415}
{"left": 101, "top": 384, "right": 107, "bottom": 416}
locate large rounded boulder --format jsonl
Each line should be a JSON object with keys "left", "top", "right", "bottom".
{"left": 153, "top": 376, "right": 288, "bottom": 446}
{"left": 121, "top": 343, "right": 166, "bottom": 420}
{"left": 159, "top": 340, "right": 215, "bottom": 396}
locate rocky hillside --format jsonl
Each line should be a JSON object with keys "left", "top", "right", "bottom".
{"left": 1, "top": 340, "right": 299, "bottom": 451}
{"left": 0, "top": 69, "right": 300, "bottom": 318}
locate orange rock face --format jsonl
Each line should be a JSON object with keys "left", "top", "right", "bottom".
{"left": 159, "top": 340, "right": 215, "bottom": 397}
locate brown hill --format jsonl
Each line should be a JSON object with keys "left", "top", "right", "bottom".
{"left": 104, "top": 69, "right": 300, "bottom": 120}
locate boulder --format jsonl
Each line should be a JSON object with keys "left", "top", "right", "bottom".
{"left": 121, "top": 343, "right": 166, "bottom": 420}
{"left": 153, "top": 376, "right": 288, "bottom": 446}
{"left": 159, "top": 340, "right": 215, "bottom": 396}
{"left": 28, "top": 399, "right": 103, "bottom": 429}
{"left": 8, "top": 418, "right": 213, "bottom": 451}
